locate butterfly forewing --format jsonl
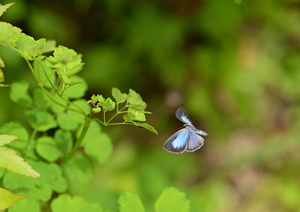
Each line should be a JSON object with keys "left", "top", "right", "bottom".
{"left": 175, "top": 107, "right": 193, "bottom": 126}
{"left": 163, "top": 128, "right": 188, "bottom": 153}
{"left": 186, "top": 131, "right": 204, "bottom": 152}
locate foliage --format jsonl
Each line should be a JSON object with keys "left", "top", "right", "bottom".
{"left": 1, "top": 0, "right": 300, "bottom": 212}
{"left": 0, "top": 3, "right": 175, "bottom": 211}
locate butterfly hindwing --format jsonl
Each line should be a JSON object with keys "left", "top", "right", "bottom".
{"left": 186, "top": 131, "right": 204, "bottom": 152}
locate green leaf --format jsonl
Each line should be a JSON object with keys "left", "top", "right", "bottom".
{"left": 9, "top": 80, "right": 32, "bottom": 107}
{"left": 33, "top": 60, "right": 55, "bottom": 89}
{"left": 45, "top": 45, "right": 83, "bottom": 72}
{"left": 0, "top": 147, "right": 40, "bottom": 178}
{"left": 127, "top": 89, "right": 147, "bottom": 111}
{"left": 112, "top": 87, "right": 127, "bottom": 104}
{"left": 28, "top": 161, "right": 62, "bottom": 187}
{"left": 0, "top": 188, "right": 26, "bottom": 210}
{"left": 50, "top": 93, "right": 68, "bottom": 114}
{"left": 134, "top": 123, "right": 158, "bottom": 135}
{"left": 54, "top": 130, "right": 72, "bottom": 157}
{"left": 25, "top": 109, "right": 57, "bottom": 131}
{"left": 50, "top": 175, "right": 68, "bottom": 193}
{"left": 103, "top": 98, "right": 115, "bottom": 111}
{"left": 63, "top": 76, "right": 87, "bottom": 99}
{"left": 155, "top": 187, "right": 190, "bottom": 212}
{"left": 96, "top": 95, "right": 105, "bottom": 105}
{"left": 51, "top": 194, "right": 103, "bottom": 212}
{"left": 0, "top": 3, "right": 14, "bottom": 18}
{"left": 8, "top": 197, "right": 40, "bottom": 212}
{"left": 0, "top": 122, "right": 28, "bottom": 149}
{"left": 33, "top": 88, "right": 51, "bottom": 109}
{"left": 234, "top": 0, "right": 244, "bottom": 13}
{"left": 63, "top": 155, "right": 94, "bottom": 186}
{"left": 36, "top": 136, "right": 63, "bottom": 162}
{"left": 3, "top": 171, "right": 36, "bottom": 190}
{"left": 57, "top": 113, "right": 82, "bottom": 131}
{"left": 83, "top": 133, "right": 113, "bottom": 164}
{"left": 119, "top": 192, "right": 145, "bottom": 212}
{"left": 25, "top": 183, "right": 52, "bottom": 202}
{"left": 0, "top": 22, "right": 22, "bottom": 48}
{"left": 79, "top": 121, "right": 102, "bottom": 145}
{"left": 0, "top": 135, "right": 18, "bottom": 146}
{"left": 128, "top": 111, "right": 146, "bottom": 122}
{"left": 123, "top": 114, "right": 133, "bottom": 123}
{"left": 17, "top": 38, "right": 56, "bottom": 60}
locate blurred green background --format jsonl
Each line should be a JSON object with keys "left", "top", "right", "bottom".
{"left": 1, "top": 0, "right": 300, "bottom": 211}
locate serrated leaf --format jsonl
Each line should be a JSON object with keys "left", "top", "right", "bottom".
{"left": 135, "top": 123, "right": 158, "bottom": 135}
{"left": 103, "top": 98, "right": 115, "bottom": 111}
{"left": 0, "top": 147, "right": 40, "bottom": 178}
{"left": 0, "top": 3, "right": 14, "bottom": 17}
{"left": 0, "top": 22, "right": 22, "bottom": 48}
{"left": 0, "top": 135, "right": 18, "bottom": 146}
{"left": 8, "top": 197, "right": 40, "bottom": 212}
{"left": 0, "top": 122, "right": 28, "bottom": 149}
{"left": 83, "top": 133, "right": 113, "bottom": 164}
{"left": 127, "top": 89, "right": 147, "bottom": 111}
{"left": 51, "top": 194, "right": 103, "bottom": 212}
{"left": 45, "top": 45, "right": 83, "bottom": 74}
{"left": 17, "top": 38, "right": 56, "bottom": 60}
{"left": 0, "top": 188, "right": 26, "bottom": 210}
{"left": 112, "top": 87, "right": 127, "bottom": 104}
{"left": 234, "top": 0, "right": 244, "bottom": 13}
{"left": 25, "top": 109, "right": 57, "bottom": 131}
{"left": 119, "top": 192, "right": 145, "bottom": 212}
{"left": 36, "top": 137, "right": 63, "bottom": 162}
{"left": 9, "top": 80, "right": 32, "bottom": 107}
{"left": 155, "top": 187, "right": 190, "bottom": 212}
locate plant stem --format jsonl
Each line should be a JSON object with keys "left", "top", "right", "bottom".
{"left": 59, "top": 116, "right": 92, "bottom": 168}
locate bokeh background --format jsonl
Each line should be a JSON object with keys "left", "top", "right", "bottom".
{"left": 1, "top": 0, "right": 300, "bottom": 211}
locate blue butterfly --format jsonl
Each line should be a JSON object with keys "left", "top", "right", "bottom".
{"left": 163, "top": 107, "right": 207, "bottom": 154}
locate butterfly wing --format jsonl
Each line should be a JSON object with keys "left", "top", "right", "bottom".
{"left": 186, "top": 131, "right": 204, "bottom": 152}
{"left": 175, "top": 107, "right": 193, "bottom": 126}
{"left": 163, "top": 128, "right": 189, "bottom": 153}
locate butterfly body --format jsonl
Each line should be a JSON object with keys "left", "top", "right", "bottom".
{"left": 163, "top": 108, "right": 207, "bottom": 154}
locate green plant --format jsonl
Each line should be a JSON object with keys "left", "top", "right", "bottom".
{"left": 0, "top": 3, "right": 191, "bottom": 211}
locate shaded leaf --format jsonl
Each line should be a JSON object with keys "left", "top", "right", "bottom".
{"left": 9, "top": 80, "right": 32, "bottom": 107}
{"left": 25, "top": 109, "right": 57, "bottom": 131}
{"left": 234, "top": 0, "right": 244, "bottom": 13}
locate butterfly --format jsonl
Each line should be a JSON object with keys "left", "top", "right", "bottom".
{"left": 163, "top": 107, "right": 207, "bottom": 154}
